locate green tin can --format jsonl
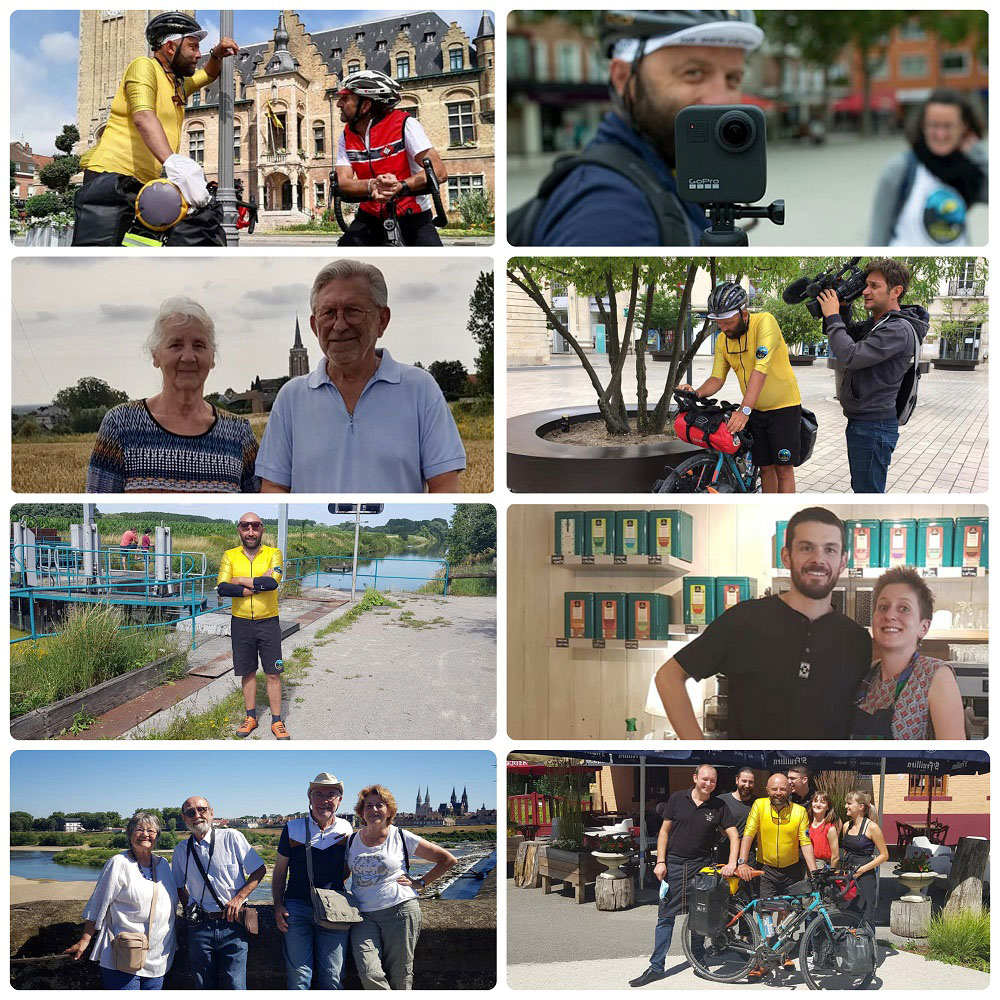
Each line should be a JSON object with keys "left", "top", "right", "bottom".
{"left": 954, "top": 517, "right": 989, "bottom": 568}
{"left": 584, "top": 511, "right": 616, "bottom": 556}
{"left": 615, "top": 511, "right": 648, "bottom": 556}
{"left": 880, "top": 519, "right": 917, "bottom": 568}
{"left": 715, "top": 576, "right": 757, "bottom": 615}
{"left": 683, "top": 576, "right": 716, "bottom": 625}
{"left": 594, "top": 592, "right": 627, "bottom": 639}
{"left": 648, "top": 509, "right": 694, "bottom": 561}
{"left": 916, "top": 518, "right": 955, "bottom": 568}
{"left": 554, "top": 511, "right": 584, "bottom": 556}
{"left": 846, "top": 519, "right": 882, "bottom": 569}
{"left": 627, "top": 593, "right": 671, "bottom": 640}
{"left": 563, "top": 592, "right": 595, "bottom": 638}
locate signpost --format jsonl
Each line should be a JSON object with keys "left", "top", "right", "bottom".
{"left": 329, "top": 504, "right": 385, "bottom": 599}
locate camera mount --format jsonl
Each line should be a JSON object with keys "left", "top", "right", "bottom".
{"left": 700, "top": 200, "right": 785, "bottom": 247}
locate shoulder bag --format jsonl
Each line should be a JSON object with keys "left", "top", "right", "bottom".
{"left": 110, "top": 863, "right": 158, "bottom": 974}
{"left": 305, "top": 829, "right": 362, "bottom": 931}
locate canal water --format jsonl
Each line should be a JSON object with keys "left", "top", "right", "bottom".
{"left": 11, "top": 840, "right": 494, "bottom": 901}
{"left": 296, "top": 550, "right": 449, "bottom": 594}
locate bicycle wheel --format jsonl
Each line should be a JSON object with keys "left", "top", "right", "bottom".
{"left": 798, "top": 908, "right": 876, "bottom": 990}
{"left": 654, "top": 453, "right": 720, "bottom": 493}
{"left": 682, "top": 899, "right": 762, "bottom": 983}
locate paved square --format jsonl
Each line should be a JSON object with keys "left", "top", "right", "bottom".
{"left": 507, "top": 354, "right": 988, "bottom": 494}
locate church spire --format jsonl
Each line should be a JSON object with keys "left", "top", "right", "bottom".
{"left": 293, "top": 314, "right": 303, "bottom": 348}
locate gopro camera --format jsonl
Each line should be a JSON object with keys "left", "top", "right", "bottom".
{"left": 674, "top": 105, "right": 768, "bottom": 205}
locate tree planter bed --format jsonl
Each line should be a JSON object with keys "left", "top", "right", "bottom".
{"left": 537, "top": 847, "right": 603, "bottom": 903}
{"left": 508, "top": 406, "right": 702, "bottom": 492}
{"left": 932, "top": 359, "right": 979, "bottom": 371}
{"left": 10, "top": 651, "right": 185, "bottom": 739}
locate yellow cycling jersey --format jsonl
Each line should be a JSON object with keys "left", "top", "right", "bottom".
{"left": 81, "top": 57, "right": 213, "bottom": 184}
{"left": 743, "top": 798, "right": 811, "bottom": 868}
{"left": 710, "top": 312, "right": 802, "bottom": 411}
{"left": 218, "top": 545, "right": 283, "bottom": 620}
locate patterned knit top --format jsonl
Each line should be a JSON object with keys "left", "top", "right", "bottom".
{"left": 854, "top": 654, "right": 949, "bottom": 741}
{"left": 86, "top": 399, "right": 259, "bottom": 493}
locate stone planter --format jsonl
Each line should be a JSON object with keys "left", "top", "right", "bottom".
{"left": 896, "top": 871, "right": 941, "bottom": 901}
{"left": 23, "top": 223, "right": 73, "bottom": 247}
{"left": 932, "top": 358, "right": 979, "bottom": 371}
{"left": 592, "top": 851, "right": 631, "bottom": 880}
{"left": 508, "top": 406, "right": 701, "bottom": 493}
{"left": 789, "top": 355, "right": 816, "bottom": 366}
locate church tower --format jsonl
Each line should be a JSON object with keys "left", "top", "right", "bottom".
{"left": 76, "top": 10, "right": 193, "bottom": 151}
{"left": 289, "top": 316, "right": 309, "bottom": 376}
{"left": 460, "top": 786, "right": 469, "bottom": 815}
{"left": 415, "top": 787, "right": 422, "bottom": 811}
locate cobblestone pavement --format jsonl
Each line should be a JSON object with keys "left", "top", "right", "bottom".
{"left": 507, "top": 353, "right": 988, "bottom": 494}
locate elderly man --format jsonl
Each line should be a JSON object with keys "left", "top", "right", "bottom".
{"left": 256, "top": 260, "right": 466, "bottom": 492}
{"left": 217, "top": 513, "right": 288, "bottom": 740}
{"left": 172, "top": 796, "right": 266, "bottom": 990}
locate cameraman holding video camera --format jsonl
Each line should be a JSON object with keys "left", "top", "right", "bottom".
{"left": 522, "top": 10, "right": 764, "bottom": 246}
{"left": 678, "top": 282, "right": 802, "bottom": 493}
{"left": 817, "top": 259, "right": 929, "bottom": 494}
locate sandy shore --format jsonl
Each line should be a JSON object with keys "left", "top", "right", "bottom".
{"left": 10, "top": 877, "right": 93, "bottom": 903}
{"left": 10, "top": 845, "right": 70, "bottom": 852}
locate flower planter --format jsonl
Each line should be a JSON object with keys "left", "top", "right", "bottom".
{"left": 789, "top": 355, "right": 816, "bottom": 366}
{"left": 537, "top": 847, "right": 602, "bottom": 903}
{"left": 507, "top": 406, "right": 702, "bottom": 493}
{"left": 932, "top": 359, "right": 979, "bottom": 371}
{"left": 23, "top": 223, "right": 73, "bottom": 247}
{"left": 591, "top": 851, "right": 631, "bottom": 880}
{"left": 896, "top": 871, "right": 941, "bottom": 901}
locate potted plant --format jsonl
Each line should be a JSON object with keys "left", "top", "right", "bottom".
{"left": 592, "top": 835, "right": 636, "bottom": 879}
{"left": 535, "top": 770, "right": 601, "bottom": 902}
{"left": 893, "top": 852, "right": 941, "bottom": 900}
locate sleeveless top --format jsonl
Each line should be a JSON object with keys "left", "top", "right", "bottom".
{"left": 841, "top": 818, "right": 876, "bottom": 865}
{"left": 854, "top": 654, "right": 947, "bottom": 741}
{"left": 808, "top": 820, "right": 835, "bottom": 861}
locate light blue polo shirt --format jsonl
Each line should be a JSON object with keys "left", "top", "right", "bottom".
{"left": 255, "top": 349, "right": 466, "bottom": 492}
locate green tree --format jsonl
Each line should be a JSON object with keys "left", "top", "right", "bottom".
{"left": 447, "top": 504, "right": 497, "bottom": 563}
{"left": 467, "top": 270, "right": 494, "bottom": 395}
{"left": 54, "top": 124, "right": 80, "bottom": 155}
{"left": 53, "top": 377, "right": 129, "bottom": 413}
{"left": 756, "top": 297, "right": 826, "bottom": 353}
{"left": 427, "top": 359, "right": 469, "bottom": 401}
{"left": 32, "top": 816, "right": 57, "bottom": 831}
{"left": 11, "top": 811, "right": 34, "bottom": 832}
{"left": 38, "top": 157, "right": 79, "bottom": 194}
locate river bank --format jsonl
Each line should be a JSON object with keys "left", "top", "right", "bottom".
{"left": 11, "top": 871, "right": 496, "bottom": 989}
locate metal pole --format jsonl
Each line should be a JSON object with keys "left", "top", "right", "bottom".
{"left": 639, "top": 755, "right": 647, "bottom": 890}
{"left": 351, "top": 509, "right": 361, "bottom": 601}
{"left": 278, "top": 503, "right": 288, "bottom": 568}
{"left": 218, "top": 10, "right": 238, "bottom": 245}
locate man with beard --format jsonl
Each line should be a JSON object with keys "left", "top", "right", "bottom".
{"left": 655, "top": 506, "right": 871, "bottom": 739}
{"left": 217, "top": 513, "right": 289, "bottom": 739}
{"left": 526, "top": 11, "right": 764, "bottom": 246}
{"left": 72, "top": 13, "right": 239, "bottom": 245}
{"left": 333, "top": 69, "right": 447, "bottom": 247}
{"left": 717, "top": 768, "right": 756, "bottom": 859}
{"left": 629, "top": 765, "right": 739, "bottom": 987}
{"left": 818, "top": 259, "right": 930, "bottom": 493}
{"left": 678, "top": 282, "right": 802, "bottom": 493}
{"left": 172, "top": 796, "right": 266, "bottom": 989}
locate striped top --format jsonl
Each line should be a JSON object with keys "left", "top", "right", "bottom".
{"left": 86, "top": 399, "right": 259, "bottom": 493}
{"left": 855, "top": 654, "right": 948, "bottom": 740}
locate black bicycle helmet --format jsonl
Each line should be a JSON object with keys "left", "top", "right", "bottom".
{"left": 600, "top": 10, "right": 763, "bottom": 58}
{"left": 146, "top": 12, "right": 207, "bottom": 51}
{"left": 706, "top": 281, "right": 748, "bottom": 319}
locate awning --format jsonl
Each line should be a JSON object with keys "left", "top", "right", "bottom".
{"left": 550, "top": 750, "right": 989, "bottom": 776}
{"left": 738, "top": 93, "right": 777, "bottom": 112}
{"left": 832, "top": 88, "right": 899, "bottom": 114}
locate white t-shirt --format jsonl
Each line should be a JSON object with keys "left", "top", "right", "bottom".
{"left": 336, "top": 116, "right": 433, "bottom": 213}
{"left": 83, "top": 853, "right": 178, "bottom": 977}
{"left": 890, "top": 161, "right": 969, "bottom": 247}
{"left": 347, "top": 826, "right": 423, "bottom": 912}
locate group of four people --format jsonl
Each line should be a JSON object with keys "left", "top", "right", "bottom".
{"left": 66, "top": 774, "right": 457, "bottom": 990}
{"left": 630, "top": 764, "right": 889, "bottom": 988}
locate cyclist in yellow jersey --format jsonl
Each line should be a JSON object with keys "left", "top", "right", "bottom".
{"left": 738, "top": 774, "right": 816, "bottom": 902}
{"left": 217, "top": 513, "right": 289, "bottom": 740}
{"left": 678, "top": 282, "right": 803, "bottom": 493}
{"left": 72, "top": 12, "right": 239, "bottom": 246}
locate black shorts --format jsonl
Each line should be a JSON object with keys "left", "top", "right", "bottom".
{"left": 338, "top": 208, "right": 443, "bottom": 247}
{"left": 230, "top": 616, "right": 284, "bottom": 677}
{"left": 760, "top": 859, "right": 806, "bottom": 900}
{"left": 749, "top": 404, "right": 801, "bottom": 467}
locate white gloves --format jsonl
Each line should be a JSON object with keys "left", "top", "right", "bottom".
{"left": 163, "top": 153, "right": 210, "bottom": 208}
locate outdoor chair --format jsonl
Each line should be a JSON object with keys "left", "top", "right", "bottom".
{"left": 896, "top": 821, "right": 917, "bottom": 848}
{"left": 927, "top": 823, "right": 950, "bottom": 845}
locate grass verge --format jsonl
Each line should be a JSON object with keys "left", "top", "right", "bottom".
{"left": 314, "top": 587, "right": 400, "bottom": 646}
{"left": 906, "top": 909, "right": 990, "bottom": 972}
{"left": 10, "top": 605, "right": 178, "bottom": 718}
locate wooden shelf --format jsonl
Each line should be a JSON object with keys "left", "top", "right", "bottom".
{"left": 550, "top": 554, "right": 690, "bottom": 579}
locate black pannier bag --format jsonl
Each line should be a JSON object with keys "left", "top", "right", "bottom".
{"left": 690, "top": 870, "right": 730, "bottom": 936}
{"left": 832, "top": 928, "right": 876, "bottom": 975}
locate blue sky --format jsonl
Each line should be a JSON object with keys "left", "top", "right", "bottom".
{"left": 11, "top": 749, "right": 497, "bottom": 817}
{"left": 92, "top": 503, "right": 460, "bottom": 528}
{"left": 11, "top": 10, "right": 490, "bottom": 154}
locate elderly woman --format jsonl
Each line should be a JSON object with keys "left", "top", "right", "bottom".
{"left": 272, "top": 772, "right": 354, "bottom": 990}
{"left": 64, "top": 812, "right": 178, "bottom": 989}
{"left": 347, "top": 784, "right": 457, "bottom": 990}
{"left": 870, "top": 88, "right": 988, "bottom": 246}
{"left": 851, "top": 566, "right": 966, "bottom": 740}
{"left": 86, "top": 296, "right": 259, "bottom": 492}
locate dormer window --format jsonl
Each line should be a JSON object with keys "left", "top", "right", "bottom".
{"left": 355, "top": 32, "right": 365, "bottom": 41}
{"left": 332, "top": 47, "right": 341, "bottom": 58}
{"left": 376, "top": 40, "right": 387, "bottom": 51}
{"left": 423, "top": 31, "right": 435, "bottom": 42}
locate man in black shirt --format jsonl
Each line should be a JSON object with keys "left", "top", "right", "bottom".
{"left": 716, "top": 767, "right": 756, "bottom": 860}
{"left": 787, "top": 764, "right": 814, "bottom": 809}
{"left": 629, "top": 765, "right": 738, "bottom": 988}
{"left": 654, "top": 507, "right": 871, "bottom": 739}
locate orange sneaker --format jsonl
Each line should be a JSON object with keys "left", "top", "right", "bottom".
{"left": 235, "top": 715, "right": 258, "bottom": 737}
{"left": 271, "top": 720, "right": 290, "bottom": 740}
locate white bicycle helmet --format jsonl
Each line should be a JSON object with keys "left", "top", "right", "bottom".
{"left": 600, "top": 10, "right": 764, "bottom": 60}
{"left": 337, "top": 69, "right": 402, "bottom": 107}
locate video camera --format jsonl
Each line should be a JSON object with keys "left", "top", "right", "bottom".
{"left": 674, "top": 105, "right": 785, "bottom": 247}
{"left": 782, "top": 257, "right": 867, "bottom": 319}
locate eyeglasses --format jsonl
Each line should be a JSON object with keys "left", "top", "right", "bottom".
{"left": 238, "top": 521, "right": 262, "bottom": 530}
{"left": 311, "top": 789, "right": 342, "bottom": 799}
{"left": 183, "top": 805, "right": 211, "bottom": 817}
{"left": 315, "top": 306, "right": 376, "bottom": 325}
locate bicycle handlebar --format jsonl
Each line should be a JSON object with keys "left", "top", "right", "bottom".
{"left": 673, "top": 389, "right": 741, "bottom": 416}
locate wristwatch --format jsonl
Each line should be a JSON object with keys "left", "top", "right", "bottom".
{"left": 737, "top": 858, "right": 747, "bottom": 866}
{"left": 740, "top": 406, "right": 752, "bottom": 416}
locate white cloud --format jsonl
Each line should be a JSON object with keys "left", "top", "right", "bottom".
{"left": 39, "top": 31, "right": 78, "bottom": 61}
{"left": 10, "top": 49, "right": 78, "bottom": 154}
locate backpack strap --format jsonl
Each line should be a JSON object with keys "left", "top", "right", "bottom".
{"left": 518, "top": 143, "right": 694, "bottom": 245}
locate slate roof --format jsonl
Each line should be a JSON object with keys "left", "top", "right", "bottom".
{"left": 197, "top": 10, "right": 493, "bottom": 106}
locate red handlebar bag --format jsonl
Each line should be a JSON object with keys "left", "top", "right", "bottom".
{"left": 674, "top": 411, "right": 740, "bottom": 454}
{"left": 834, "top": 877, "right": 859, "bottom": 902}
